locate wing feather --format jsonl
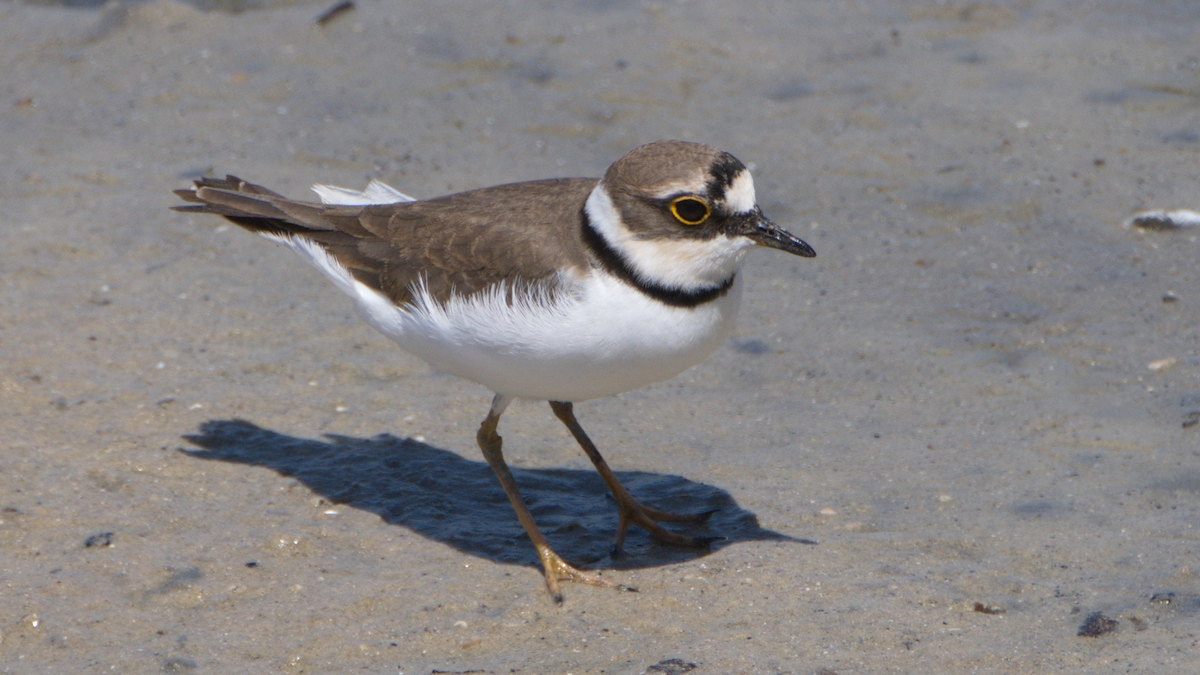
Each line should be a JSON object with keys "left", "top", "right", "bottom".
{"left": 172, "top": 175, "right": 597, "bottom": 306}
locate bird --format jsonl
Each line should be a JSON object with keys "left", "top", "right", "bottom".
{"left": 172, "top": 140, "right": 815, "bottom": 601}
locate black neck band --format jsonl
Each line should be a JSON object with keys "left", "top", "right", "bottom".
{"left": 580, "top": 207, "right": 735, "bottom": 308}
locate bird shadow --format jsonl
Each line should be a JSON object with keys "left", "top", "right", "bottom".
{"left": 182, "top": 419, "right": 812, "bottom": 571}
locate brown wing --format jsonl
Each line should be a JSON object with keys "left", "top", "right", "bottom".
{"left": 173, "top": 175, "right": 598, "bottom": 305}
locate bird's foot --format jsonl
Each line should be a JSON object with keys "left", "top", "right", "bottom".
{"left": 611, "top": 499, "right": 721, "bottom": 555}
{"left": 538, "top": 548, "right": 636, "bottom": 603}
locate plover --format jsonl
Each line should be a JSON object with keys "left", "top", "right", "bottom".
{"left": 173, "top": 140, "right": 815, "bottom": 601}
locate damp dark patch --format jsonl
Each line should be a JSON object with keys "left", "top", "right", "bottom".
{"left": 145, "top": 567, "right": 203, "bottom": 599}
{"left": 733, "top": 339, "right": 771, "bottom": 355}
{"left": 929, "top": 183, "right": 989, "bottom": 210}
{"left": 31, "top": 0, "right": 307, "bottom": 13}
{"left": 415, "top": 33, "right": 463, "bottom": 62}
{"left": 1084, "top": 90, "right": 1131, "bottom": 104}
{"left": 997, "top": 350, "right": 1026, "bottom": 369}
{"left": 162, "top": 657, "right": 197, "bottom": 672}
{"left": 575, "top": 0, "right": 638, "bottom": 11}
{"left": 1148, "top": 473, "right": 1200, "bottom": 494}
{"left": 512, "top": 60, "right": 555, "bottom": 85}
{"left": 1163, "top": 129, "right": 1199, "bottom": 144}
{"left": 766, "top": 81, "right": 814, "bottom": 102}
{"left": 25, "top": 0, "right": 108, "bottom": 7}
{"left": 190, "top": 0, "right": 305, "bottom": 12}
{"left": 1013, "top": 500, "right": 1060, "bottom": 518}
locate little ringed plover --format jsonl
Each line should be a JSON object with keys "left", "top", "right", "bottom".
{"left": 173, "top": 140, "right": 815, "bottom": 602}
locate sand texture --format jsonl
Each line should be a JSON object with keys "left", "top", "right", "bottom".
{"left": 2, "top": 0, "right": 1199, "bottom": 672}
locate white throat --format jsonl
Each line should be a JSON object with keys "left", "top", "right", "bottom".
{"left": 584, "top": 183, "right": 753, "bottom": 290}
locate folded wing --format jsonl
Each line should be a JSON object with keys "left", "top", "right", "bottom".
{"left": 173, "top": 175, "right": 598, "bottom": 306}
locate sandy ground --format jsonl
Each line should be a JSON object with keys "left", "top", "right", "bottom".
{"left": 2, "top": 0, "right": 1199, "bottom": 672}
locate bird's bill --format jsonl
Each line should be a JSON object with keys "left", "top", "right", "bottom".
{"left": 743, "top": 211, "right": 816, "bottom": 258}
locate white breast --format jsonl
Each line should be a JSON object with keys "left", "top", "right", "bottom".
{"left": 355, "top": 270, "right": 743, "bottom": 401}
{"left": 263, "top": 180, "right": 745, "bottom": 401}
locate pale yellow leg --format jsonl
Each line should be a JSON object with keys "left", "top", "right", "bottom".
{"left": 477, "top": 395, "right": 632, "bottom": 602}
{"left": 549, "top": 401, "right": 718, "bottom": 555}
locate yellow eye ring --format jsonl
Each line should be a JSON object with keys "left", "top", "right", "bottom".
{"left": 669, "top": 196, "right": 711, "bottom": 225}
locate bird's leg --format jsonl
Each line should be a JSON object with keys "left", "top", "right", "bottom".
{"left": 549, "top": 401, "right": 717, "bottom": 555}
{"left": 477, "top": 394, "right": 627, "bottom": 602}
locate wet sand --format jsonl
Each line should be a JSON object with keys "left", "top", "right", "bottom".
{"left": 2, "top": 0, "right": 1199, "bottom": 672}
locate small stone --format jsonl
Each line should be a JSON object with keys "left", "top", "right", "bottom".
{"left": 1149, "top": 592, "right": 1174, "bottom": 605}
{"left": 84, "top": 532, "right": 114, "bottom": 548}
{"left": 645, "top": 659, "right": 698, "bottom": 674}
{"left": 1147, "top": 357, "right": 1176, "bottom": 371}
{"left": 1124, "top": 209, "right": 1200, "bottom": 231}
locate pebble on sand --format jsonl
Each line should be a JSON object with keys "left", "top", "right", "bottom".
{"left": 1147, "top": 357, "right": 1176, "bottom": 371}
{"left": 1123, "top": 209, "right": 1200, "bottom": 231}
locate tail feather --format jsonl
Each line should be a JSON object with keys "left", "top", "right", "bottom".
{"left": 196, "top": 175, "right": 287, "bottom": 199}
{"left": 172, "top": 175, "right": 337, "bottom": 234}
{"left": 172, "top": 175, "right": 392, "bottom": 295}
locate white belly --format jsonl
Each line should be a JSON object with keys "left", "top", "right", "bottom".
{"left": 264, "top": 232, "right": 742, "bottom": 401}
{"left": 355, "top": 271, "right": 743, "bottom": 401}
{"left": 272, "top": 179, "right": 750, "bottom": 401}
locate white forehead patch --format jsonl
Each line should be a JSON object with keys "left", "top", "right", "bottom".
{"left": 723, "top": 169, "right": 756, "bottom": 214}
{"left": 648, "top": 176, "right": 709, "bottom": 201}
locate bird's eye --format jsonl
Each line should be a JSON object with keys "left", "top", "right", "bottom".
{"left": 669, "top": 197, "right": 711, "bottom": 225}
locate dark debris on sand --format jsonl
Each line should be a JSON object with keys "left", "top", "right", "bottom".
{"left": 1077, "top": 612, "right": 1119, "bottom": 637}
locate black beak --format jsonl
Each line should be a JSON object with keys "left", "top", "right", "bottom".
{"left": 742, "top": 208, "right": 816, "bottom": 258}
